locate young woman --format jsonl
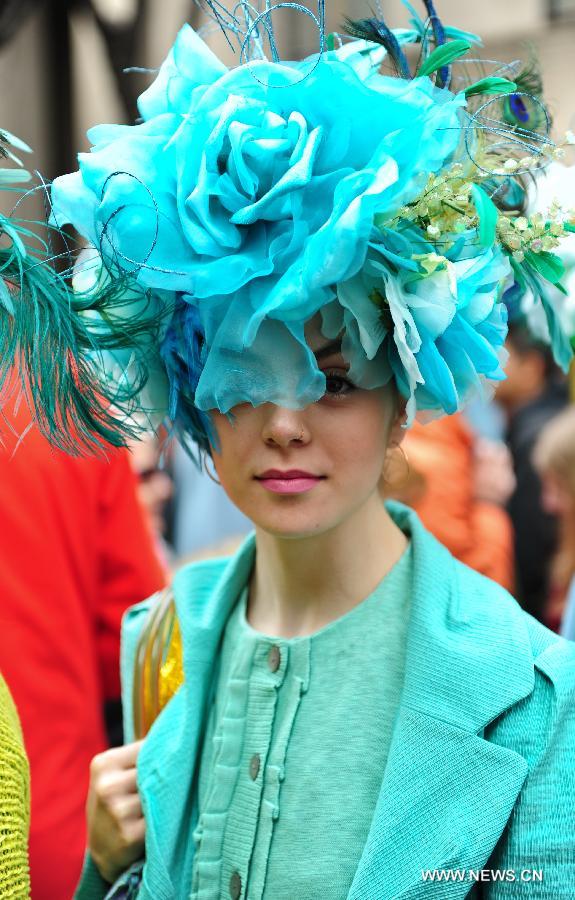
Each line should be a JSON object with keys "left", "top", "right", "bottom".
{"left": 10, "top": 4, "right": 575, "bottom": 897}
{"left": 79, "top": 334, "right": 575, "bottom": 900}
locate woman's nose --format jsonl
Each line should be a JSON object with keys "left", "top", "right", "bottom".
{"left": 261, "top": 406, "right": 309, "bottom": 448}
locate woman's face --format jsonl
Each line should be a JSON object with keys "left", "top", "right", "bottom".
{"left": 209, "top": 323, "right": 403, "bottom": 539}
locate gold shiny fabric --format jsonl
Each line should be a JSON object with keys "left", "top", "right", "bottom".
{"left": 133, "top": 588, "right": 184, "bottom": 739}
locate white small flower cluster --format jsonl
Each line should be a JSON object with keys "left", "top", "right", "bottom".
{"left": 391, "top": 162, "right": 476, "bottom": 244}
{"left": 384, "top": 136, "right": 575, "bottom": 267}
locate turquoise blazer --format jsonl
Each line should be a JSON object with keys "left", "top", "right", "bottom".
{"left": 78, "top": 503, "right": 575, "bottom": 899}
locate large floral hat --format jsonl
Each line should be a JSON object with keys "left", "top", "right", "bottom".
{"left": 17, "top": 0, "right": 575, "bottom": 451}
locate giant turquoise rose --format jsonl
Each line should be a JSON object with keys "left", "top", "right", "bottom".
{"left": 52, "top": 23, "right": 467, "bottom": 350}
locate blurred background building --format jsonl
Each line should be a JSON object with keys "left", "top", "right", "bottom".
{"left": 1, "top": 0, "right": 575, "bottom": 186}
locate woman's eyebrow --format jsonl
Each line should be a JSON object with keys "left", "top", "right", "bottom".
{"left": 314, "top": 340, "right": 343, "bottom": 361}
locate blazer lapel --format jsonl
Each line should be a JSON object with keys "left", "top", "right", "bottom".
{"left": 136, "top": 534, "right": 256, "bottom": 899}
{"left": 349, "top": 505, "right": 535, "bottom": 899}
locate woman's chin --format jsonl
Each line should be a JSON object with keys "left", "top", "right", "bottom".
{"left": 249, "top": 502, "right": 339, "bottom": 540}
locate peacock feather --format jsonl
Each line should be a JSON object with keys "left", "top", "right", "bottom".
{"left": 342, "top": 16, "right": 411, "bottom": 78}
{"left": 503, "top": 59, "right": 548, "bottom": 134}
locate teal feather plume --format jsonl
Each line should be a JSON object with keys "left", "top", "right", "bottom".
{"left": 0, "top": 197, "right": 167, "bottom": 453}
{"left": 0, "top": 125, "right": 173, "bottom": 452}
{"left": 0, "top": 227, "right": 145, "bottom": 453}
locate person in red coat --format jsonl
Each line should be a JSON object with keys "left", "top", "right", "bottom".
{"left": 0, "top": 387, "right": 166, "bottom": 900}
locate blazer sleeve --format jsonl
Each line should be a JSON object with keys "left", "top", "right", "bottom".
{"left": 485, "top": 640, "right": 575, "bottom": 897}
{"left": 75, "top": 854, "right": 113, "bottom": 900}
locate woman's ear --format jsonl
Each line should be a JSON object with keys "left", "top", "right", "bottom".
{"left": 388, "top": 394, "right": 408, "bottom": 449}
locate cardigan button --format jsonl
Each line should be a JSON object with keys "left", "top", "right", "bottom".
{"left": 229, "top": 870, "right": 242, "bottom": 899}
{"left": 249, "top": 753, "right": 261, "bottom": 780}
{"left": 268, "top": 644, "right": 281, "bottom": 672}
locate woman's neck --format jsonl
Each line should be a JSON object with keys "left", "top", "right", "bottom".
{"left": 248, "top": 496, "right": 408, "bottom": 638}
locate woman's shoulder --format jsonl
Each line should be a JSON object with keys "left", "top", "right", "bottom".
{"left": 451, "top": 549, "right": 575, "bottom": 676}
{"left": 428, "top": 529, "right": 575, "bottom": 713}
{"left": 122, "top": 552, "right": 236, "bottom": 634}
{"left": 464, "top": 561, "right": 575, "bottom": 751}
{"left": 447, "top": 556, "right": 575, "bottom": 784}
{"left": 120, "top": 538, "right": 256, "bottom": 740}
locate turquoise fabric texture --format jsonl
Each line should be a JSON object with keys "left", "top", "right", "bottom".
{"left": 191, "top": 543, "right": 412, "bottom": 899}
{"left": 76, "top": 503, "right": 575, "bottom": 899}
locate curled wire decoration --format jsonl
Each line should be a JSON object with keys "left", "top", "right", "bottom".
{"left": 448, "top": 57, "right": 523, "bottom": 95}
{"left": 95, "top": 170, "right": 193, "bottom": 281}
{"left": 198, "top": 0, "right": 326, "bottom": 85}
{"left": 99, "top": 170, "right": 159, "bottom": 278}
{"left": 464, "top": 92, "right": 553, "bottom": 185}
{"left": 241, "top": 2, "right": 325, "bottom": 72}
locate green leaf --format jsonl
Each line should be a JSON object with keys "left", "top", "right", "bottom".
{"left": 464, "top": 77, "right": 517, "bottom": 98}
{"left": 510, "top": 256, "right": 526, "bottom": 290}
{"left": 326, "top": 32, "right": 335, "bottom": 52}
{"left": 0, "top": 168, "right": 31, "bottom": 186}
{"left": 525, "top": 250, "right": 565, "bottom": 285}
{"left": 470, "top": 184, "right": 498, "bottom": 247}
{"left": 417, "top": 39, "right": 472, "bottom": 78}
{"left": 0, "top": 129, "right": 32, "bottom": 154}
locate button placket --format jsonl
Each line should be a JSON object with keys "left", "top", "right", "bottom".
{"left": 220, "top": 638, "right": 286, "bottom": 900}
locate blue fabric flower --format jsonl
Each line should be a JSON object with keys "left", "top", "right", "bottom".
{"left": 52, "top": 24, "right": 471, "bottom": 414}
{"left": 333, "top": 235, "right": 511, "bottom": 420}
{"left": 53, "top": 29, "right": 465, "bottom": 323}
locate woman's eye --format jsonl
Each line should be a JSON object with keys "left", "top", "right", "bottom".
{"left": 323, "top": 370, "right": 356, "bottom": 397}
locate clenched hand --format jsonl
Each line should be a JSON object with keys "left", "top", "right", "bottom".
{"left": 87, "top": 741, "right": 146, "bottom": 884}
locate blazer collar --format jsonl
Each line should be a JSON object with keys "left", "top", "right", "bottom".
{"left": 138, "top": 504, "right": 535, "bottom": 899}
{"left": 389, "top": 501, "right": 534, "bottom": 729}
{"left": 348, "top": 503, "right": 534, "bottom": 898}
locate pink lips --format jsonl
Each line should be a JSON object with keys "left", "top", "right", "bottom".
{"left": 255, "top": 469, "right": 324, "bottom": 494}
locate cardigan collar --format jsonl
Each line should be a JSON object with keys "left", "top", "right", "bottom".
{"left": 137, "top": 502, "right": 535, "bottom": 899}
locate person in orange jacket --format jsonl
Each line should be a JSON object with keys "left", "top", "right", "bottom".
{"left": 0, "top": 385, "right": 166, "bottom": 900}
{"left": 383, "top": 412, "right": 516, "bottom": 592}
